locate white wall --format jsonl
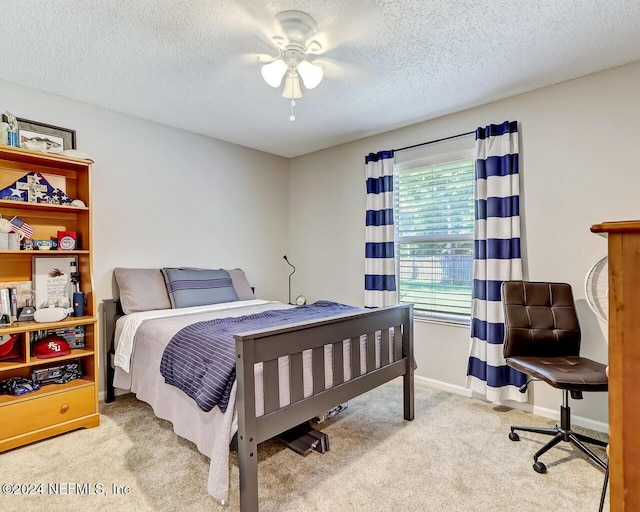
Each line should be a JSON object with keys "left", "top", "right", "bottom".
{"left": 288, "top": 61, "right": 640, "bottom": 427}
{"left": 0, "top": 79, "right": 291, "bottom": 306}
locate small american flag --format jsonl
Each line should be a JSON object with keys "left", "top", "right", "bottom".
{"left": 9, "top": 216, "right": 35, "bottom": 238}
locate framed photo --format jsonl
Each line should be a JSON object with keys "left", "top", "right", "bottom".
{"left": 32, "top": 256, "right": 78, "bottom": 309}
{"left": 1, "top": 115, "right": 76, "bottom": 154}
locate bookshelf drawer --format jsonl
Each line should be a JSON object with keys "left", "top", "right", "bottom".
{"left": 0, "top": 385, "right": 95, "bottom": 439}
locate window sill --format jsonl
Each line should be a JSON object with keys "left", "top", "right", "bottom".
{"left": 413, "top": 315, "right": 470, "bottom": 329}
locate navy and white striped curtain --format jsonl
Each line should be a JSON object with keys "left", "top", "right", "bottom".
{"left": 365, "top": 151, "right": 397, "bottom": 308}
{"left": 466, "top": 121, "right": 527, "bottom": 403}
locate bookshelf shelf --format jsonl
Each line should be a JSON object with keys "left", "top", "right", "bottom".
{"left": 0, "top": 199, "right": 89, "bottom": 213}
{"left": 0, "top": 250, "right": 90, "bottom": 256}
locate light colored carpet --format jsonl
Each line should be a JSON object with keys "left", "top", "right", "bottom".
{"left": 1, "top": 380, "right": 608, "bottom": 512}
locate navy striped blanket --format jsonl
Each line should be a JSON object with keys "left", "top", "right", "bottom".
{"left": 160, "top": 301, "right": 359, "bottom": 413}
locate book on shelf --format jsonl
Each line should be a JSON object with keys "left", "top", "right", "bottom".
{"left": 9, "top": 288, "right": 17, "bottom": 318}
{"left": 0, "top": 287, "right": 20, "bottom": 325}
{"left": 0, "top": 288, "right": 10, "bottom": 318}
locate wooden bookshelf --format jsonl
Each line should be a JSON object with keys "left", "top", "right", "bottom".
{"left": 591, "top": 220, "right": 640, "bottom": 512}
{"left": 0, "top": 146, "right": 99, "bottom": 452}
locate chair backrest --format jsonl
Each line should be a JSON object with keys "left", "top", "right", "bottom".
{"left": 502, "top": 281, "right": 581, "bottom": 358}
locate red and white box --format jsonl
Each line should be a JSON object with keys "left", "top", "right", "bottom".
{"left": 57, "top": 230, "right": 78, "bottom": 250}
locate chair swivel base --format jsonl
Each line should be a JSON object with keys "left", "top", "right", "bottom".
{"left": 509, "top": 403, "right": 607, "bottom": 474}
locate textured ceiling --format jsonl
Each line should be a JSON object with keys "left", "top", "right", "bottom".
{"left": 2, "top": 1, "right": 640, "bottom": 157}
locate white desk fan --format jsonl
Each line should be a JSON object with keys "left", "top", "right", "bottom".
{"left": 585, "top": 256, "right": 608, "bottom": 323}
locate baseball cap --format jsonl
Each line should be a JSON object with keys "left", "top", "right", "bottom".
{"left": 32, "top": 336, "right": 71, "bottom": 359}
{"left": 0, "top": 334, "right": 20, "bottom": 361}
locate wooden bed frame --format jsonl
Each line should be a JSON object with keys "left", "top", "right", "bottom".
{"left": 102, "top": 299, "right": 414, "bottom": 512}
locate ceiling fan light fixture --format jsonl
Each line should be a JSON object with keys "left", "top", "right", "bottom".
{"left": 297, "top": 60, "right": 323, "bottom": 89}
{"left": 282, "top": 73, "right": 303, "bottom": 99}
{"left": 261, "top": 58, "right": 288, "bottom": 87}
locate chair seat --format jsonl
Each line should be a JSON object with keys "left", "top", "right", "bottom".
{"left": 507, "top": 356, "right": 608, "bottom": 391}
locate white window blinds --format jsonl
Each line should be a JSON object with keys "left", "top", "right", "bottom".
{"left": 394, "top": 158, "right": 475, "bottom": 321}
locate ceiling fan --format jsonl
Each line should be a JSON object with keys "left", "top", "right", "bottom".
{"left": 258, "top": 10, "right": 326, "bottom": 121}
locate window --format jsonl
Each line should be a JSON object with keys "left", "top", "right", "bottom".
{"left": 394, "top": 156, "right": 475, "bottom": 322}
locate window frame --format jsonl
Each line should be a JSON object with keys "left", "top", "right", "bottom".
{"left": 394, "top": 148, "right": 475, "bottom": 325}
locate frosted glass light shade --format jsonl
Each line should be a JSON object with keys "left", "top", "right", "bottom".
{"left": 261, "top": 59, "right": 288, "bottom": 87}
{"left": 282, "top": 74, "right": 303, "bottom": 99}
{"left": 298, "top": 60, "right": 323, "bottom": 89}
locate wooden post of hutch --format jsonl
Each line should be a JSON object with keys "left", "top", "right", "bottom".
{"left": 590, "top": 220, "right": 640, "bottom": 512}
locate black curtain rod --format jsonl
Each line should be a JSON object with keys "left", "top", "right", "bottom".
{"left": 393, "top": 130, "right": 475, "bottom": 153}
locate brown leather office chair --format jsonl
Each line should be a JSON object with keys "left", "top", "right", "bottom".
{"left": 502, "top": 281, "right": 608, "bottom": 474}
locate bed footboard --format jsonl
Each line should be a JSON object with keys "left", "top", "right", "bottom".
{"left": 234, "top": 303, "right": 414, "bottom": 512}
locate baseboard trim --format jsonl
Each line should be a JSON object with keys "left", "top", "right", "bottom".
{"left": 415, "top": 375, "right": 609, "bottom": 434}
{"left": 528, "top": 404, "right": 609, "bottom": 434}
{"left": 415, "top": 375, "right": 473, "bottom": 398}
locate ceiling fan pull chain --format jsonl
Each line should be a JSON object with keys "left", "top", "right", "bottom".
{"left": 289, "top": 67, "right": 296, "bottom": 121}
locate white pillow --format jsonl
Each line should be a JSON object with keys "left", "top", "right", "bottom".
{"left": 114, "top": 268, "right": 171, "bottom": 314}
{"left": 228, "top": 268, "right": 256, "bottom": 300}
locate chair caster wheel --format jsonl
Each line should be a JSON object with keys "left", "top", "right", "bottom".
{"left": 509, "top": 432, "right": 520, "bottom": 442}
{"left": 533, "top": 461, "right": 547, "bottom": 474}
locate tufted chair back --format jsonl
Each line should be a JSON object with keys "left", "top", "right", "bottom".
{"left": 502, "top": 281, "right": 581, "bottom": 359}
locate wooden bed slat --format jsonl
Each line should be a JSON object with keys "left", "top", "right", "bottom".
{"left": 263, "top": 359, "right": 279, "bottom": 415}
{"left": 381, "top": 328, "right": 390, "bottom": 367}
{"left": 366, "top": 333, "right": 375, "bottom": 373}
{"left": 312, "top": 347, "right": 325, "bottom": 394}
{"left": 394, "top": 325, "right": 402, "bottom": 361}
{"left": 350, "top": 337, "right": 361, "bottom": 379}
{"left": 290, "top": 353, "right": 304, "bottom": 404}
{"left": 332, "top": 341, "right": 344, "bottom": 386}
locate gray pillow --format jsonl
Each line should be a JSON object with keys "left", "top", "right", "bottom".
{"left": 228, "top": 268, "right": 255, "bottom": 300}
{"left": 161, "top": 268, "right": 239, "bottom": 308}
{"left": 114, "top": 268, "right": 171, "bottom": 314}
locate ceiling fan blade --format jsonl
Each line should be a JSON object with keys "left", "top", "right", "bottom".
{"left": 232, "top": 2, "right": 285, "bottom": 52}
{"left": 312, "top": 57, "right": 372, "bottom": 83}
{"left": 311, "top": 1, "right": 383, "bottom": 54}
{"left": 233, "top": 52, "right": 275, "bottom": 66}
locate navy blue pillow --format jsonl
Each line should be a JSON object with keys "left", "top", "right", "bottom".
{"left": 161, "top": 268, "right": 239, "bottom": 308}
